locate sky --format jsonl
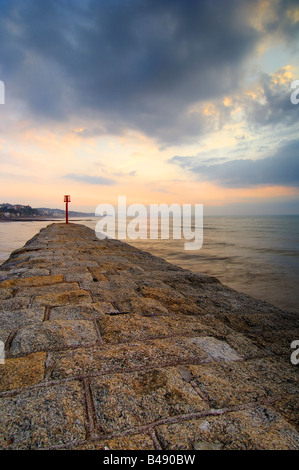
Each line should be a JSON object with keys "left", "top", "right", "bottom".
{"left": 0, "top": 0, "right": 299, "bottom": 215}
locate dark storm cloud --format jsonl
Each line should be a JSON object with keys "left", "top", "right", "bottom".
{"left": 241, "top": 71, "right": 299, "bottom": 127}
{"left": 169, "top": 140, "right": 299, "bottom": 187}
{"left": 0, "top": 0, "right": 298, "bottom": 143}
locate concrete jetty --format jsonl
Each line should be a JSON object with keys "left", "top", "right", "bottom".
{"left": 0, "top": 223, "right": 298, "bottom": 450}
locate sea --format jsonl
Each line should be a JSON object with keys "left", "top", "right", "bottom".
{"left": 0, "top": 215, "right": 298, "bottom": 314}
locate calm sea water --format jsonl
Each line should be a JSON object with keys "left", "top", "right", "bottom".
{"left": 0, "top": 215, "right": 298, "bottom": 314}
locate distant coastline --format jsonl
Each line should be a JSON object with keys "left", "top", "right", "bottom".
{"left": 0, "top": 216, "right": 96, "bottom": 223}
{"left": 0, "top": 202, "right": 95, "bottom": 221}
{"left": 0, "top": 217, "right": 63, "bottom": 222}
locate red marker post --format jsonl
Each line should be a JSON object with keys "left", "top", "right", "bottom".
{"left": 64, "top": 195, "right": 71, "bottom": 224}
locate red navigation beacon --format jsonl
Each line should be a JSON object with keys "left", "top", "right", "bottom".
{"left": 64, "top": 195, "right": 71, "bottom": 224}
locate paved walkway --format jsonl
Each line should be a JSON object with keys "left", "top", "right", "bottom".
{"left": 0, "top": 223, "right": 298, "bottom": 450}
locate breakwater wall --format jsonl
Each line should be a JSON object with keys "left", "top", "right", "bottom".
{"left": 0, "top": 223, "right": 298, "bottom": 450}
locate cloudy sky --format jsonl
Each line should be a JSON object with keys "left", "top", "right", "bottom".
{"left": 0, "top": 0, "right": 299, "bottom": 214}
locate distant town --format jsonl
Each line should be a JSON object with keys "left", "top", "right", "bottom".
{"left": 0, "top": 203, "right": 94, "bottom": 219}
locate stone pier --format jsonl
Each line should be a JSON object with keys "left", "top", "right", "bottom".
{"left": 0, "top": 223, "right": 298, "bottom": 450}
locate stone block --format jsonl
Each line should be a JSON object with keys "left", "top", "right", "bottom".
{"left": 188, "top": 336, "right": 242, "bottom": 362}
{"left": 90, "top": 368, "right": 207, "bottom": 433}
{"left": 0, "top": 275, "right": 64, "bottom": 288}
{"left": 98, "top": 313, "right": 169, "bottom": 343}
{"left": 155, "top": 406, "right": 299, "bottom": 450}
{"left": 46, "top": 338, "right": 210, "bottom": 381}
{"left": 49, "top": 304, "right": 106, "bottom": 320}
{"left": 188, "top": 357, "right": 299, "bottom": 408}
{"left": 0, "top": 352, "right": 46, "bottom": 392}
{"left": 0, "top": 381, "right": 86, "bottom": 449}
{"left": 33, "top": 289, "right": 92, "bottom": 306}
{"left": 9, "top": 320, "right": 98, "bottom": 356}
{"left": 0, "top": 308, "right": 45, "bottom": 344}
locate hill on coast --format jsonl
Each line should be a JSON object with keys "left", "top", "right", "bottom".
{"left": 0, "top": 203, "right": 94, "bottom": 219}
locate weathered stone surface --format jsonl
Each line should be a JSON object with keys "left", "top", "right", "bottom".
{"left": 0, "top": 352, "right": 46, "bottom": 392}
{"left": 0, "top": 222, "right": 298, "bottom": 450}
{"left": 9, "top": 320, "right": 99, "bottom": 356}
{"left": 98, "top": 313, "right": 169, "bottom": 343}
{"left": 0, "top": 307, "right": 45, "bottom": 344}
{"left": 33, "top": 288, "right": 92, "bottom": 306}
{"left": 0, "top": 274, "right": 64, "bottom": 288}
{"left": 90, "top": 368, "right": 207, "bottom": 433}
{"left": 0, "top": 381, "right": 86, "bottom": 449}
{"left": 188, "top": 357, "right": 299, "bottom": 408}
{"left": 155, "top": 407, "right": 299, "bottom": 450}
{"left": 88, "top": 267, "right": 109, "bottom": 282}
{"left": 46, "top": 338, "right": 210, "bottom": 381}
{"left": 0, "top": 287, "right": 14, "bottom": 300}
{"left": 270, "top": 395, "right": 299, "bottom": 430}
{"left": 189, "top": 336, "right": 242, "bottom": 361}
{"left": 49, "top": 304, "right": 107, "bottom": 321}
{"left": 0, "top": 297, "right": 33, "bottom": 312}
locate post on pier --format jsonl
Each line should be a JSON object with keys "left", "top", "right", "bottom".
{"left": 64, "top": 195, "right": 71, "bottom": 224}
